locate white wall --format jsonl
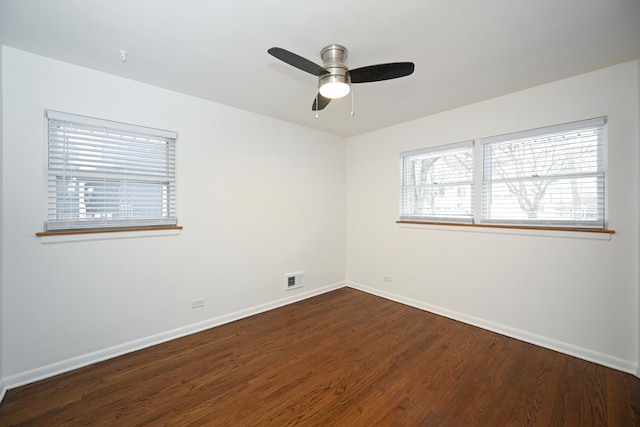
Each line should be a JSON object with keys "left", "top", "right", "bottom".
{"left": 1, "top": 46, "right": 346, "bottom": 385}
{"left": 346, "top": 61, "right": 639, "bottom": 374}
{"left": 0, "top": 45, "right": 5, "bottom": 399}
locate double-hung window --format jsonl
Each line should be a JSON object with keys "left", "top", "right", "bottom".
{"left": 45, "top": 110, "right": 178, "bottom": 232}
{"left": 482, "top": 118, "right": 606, "bottom": 229}
{"left": 400, "top": 141, "right": 474, "bottom": 223}
{"left": 400, "top": 117, "right": 607, "bottom": 230}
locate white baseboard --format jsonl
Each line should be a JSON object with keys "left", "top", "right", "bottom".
{"left": 347, "top": 281, "right": 638, "bottom": 376}
{"left": 3, "top": 281, "right": 346, "bottom": 392}
{"left": 0, "top": 378, "right": 7, "bottom": 403}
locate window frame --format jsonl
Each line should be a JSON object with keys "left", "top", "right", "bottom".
{"left": 42, "top": 110, "right": 179, "bottom": 233}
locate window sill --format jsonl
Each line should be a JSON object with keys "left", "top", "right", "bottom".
{"left": 396, "top": 221, "right": 614, "bottom": 240}
{"left": 36, "top": 226, "right": 183, "bottom": 244}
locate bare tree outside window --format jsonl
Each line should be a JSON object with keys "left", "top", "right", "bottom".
{"left": 488, "top": 139, "right": 559, "bottom": 219}
{"left": 407, "top": 156, "right": 439, "bottom": 215}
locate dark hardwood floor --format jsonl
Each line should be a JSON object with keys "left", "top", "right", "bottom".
{"left": 1, "top": 287, "right": 639, "bottom": 426}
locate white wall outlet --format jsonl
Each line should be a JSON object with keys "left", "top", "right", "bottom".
{"left": 383, "top": 275, "right": 392, "bottom": 283}
{"left": 191, "top": 298, "right": 205, "bottom": 308}
{"left": 285, "top": 271, "right": 304, "bottom": 291}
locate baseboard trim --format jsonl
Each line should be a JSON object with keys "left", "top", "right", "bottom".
{"left": 347, "top": 281, "right": 637, "bottom": 376}
{"left": 3, "top": 281, "right": 346, "bottom": 391}
{"left": 0, "top": 378, "right": 7, "bottom": 403}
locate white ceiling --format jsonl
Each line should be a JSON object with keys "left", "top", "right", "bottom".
{"left": 1, "top": 0, "right": 639, "bottom": 137}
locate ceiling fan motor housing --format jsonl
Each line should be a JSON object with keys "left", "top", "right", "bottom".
{"left": 319, "top": 44, "right": 350, "bottom": 87}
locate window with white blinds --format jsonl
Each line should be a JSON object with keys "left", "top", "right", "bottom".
{"left": 482, "top": 117, "right": 606, "bottom": 228}
{"left": 45, "top": 110, "right": 177, "bottom": 231}
{"left": 399, "top": 117, "right": 607, "bottom": 230}
{"left": 400, "top": 141, "right": 474, "bottom": 223}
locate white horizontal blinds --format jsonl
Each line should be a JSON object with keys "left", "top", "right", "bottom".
{"left": 481, "top": 117, "right": 605, "bottom": 228}
{"left": 400, "top": 142, "right": 474, "bottom": 223}
{"left": 46, "top": 111, "right": 177, "bottom": 231}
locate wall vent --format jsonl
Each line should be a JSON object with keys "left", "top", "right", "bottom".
{"left": 285, "top": 271, "right": 304, "bottom": 291}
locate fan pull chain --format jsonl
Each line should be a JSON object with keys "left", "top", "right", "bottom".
{"left": 351, "top": 86, "right": 355, "bottom": 117}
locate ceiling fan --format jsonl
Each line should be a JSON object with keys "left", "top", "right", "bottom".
{"left": 268, "top": 44, "right": 415, "bottom": 111}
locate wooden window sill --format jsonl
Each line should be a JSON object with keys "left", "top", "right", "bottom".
{"left": 396, "top": 220, "right": 614, "bottom": 234}
{"left": 36, "top": 225, "right": 183, "bottom": 237}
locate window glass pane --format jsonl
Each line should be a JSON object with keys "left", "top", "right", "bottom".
{"left": 485, "top": 177, "right": 603, "bottom": 222}
{"left": 400, "top": 143, "right": 473, "bottom": 222}
{"left": 54, "top": 179, "right": 169, "bottom": 220}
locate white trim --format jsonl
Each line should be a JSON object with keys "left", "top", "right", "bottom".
{"left": 481, "top": 116, "right": 606, "bottom": 145}
{"left": 400, "top": 140, "right": 473, "bottom": 158}
{"left": 3, "top": 281, "right": 345, "bottom": 390}
{"left": 347, "top": 281, "right": 637, "bottom": 376}
{"left": 46, "top": 109, "right": 177, "bottom": 140}
{"left": 0, "top": 378, "right": 7, "bottom": 404}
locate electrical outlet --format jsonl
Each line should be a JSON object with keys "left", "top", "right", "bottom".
{"left": 383, "top": 275, "right": 392, "bottom": 283}
{"left": 191, "top": 298, "right": 205, "bottom": 308}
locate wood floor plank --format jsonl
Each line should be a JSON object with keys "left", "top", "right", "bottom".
{"left": 1, "top": 288, "right": 639, "bottom": 426}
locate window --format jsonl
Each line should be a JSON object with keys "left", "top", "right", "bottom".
{"left": 400, "top": 141, "right": 474, "bottom": 223}
{"left": 482, "top": 118, "right": 606, "bottom": 228}
{"left": 45, "top": 110, "right": 177, "bottom": 231}
{"left": 400, "top": 117, "right": 607, "bottom": 230}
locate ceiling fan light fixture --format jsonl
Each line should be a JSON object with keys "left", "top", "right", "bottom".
{"left": 267, "top": 44, "right": 415, "bottom": 111}
{"left": 319, "top": 81, "right": 350, "bottom": 99}
{"left": 319, "top": 74, "right": 351, "bottom": 99}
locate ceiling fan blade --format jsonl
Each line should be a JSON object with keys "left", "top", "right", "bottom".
{"left": 349, "top": 62, "right": 415, "bottom": 83}
{"left": 312, "top": 93, "right": 331, "bottom": 111}
{"left": 268, "top": 47, "right": 328, "bottom": 76}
